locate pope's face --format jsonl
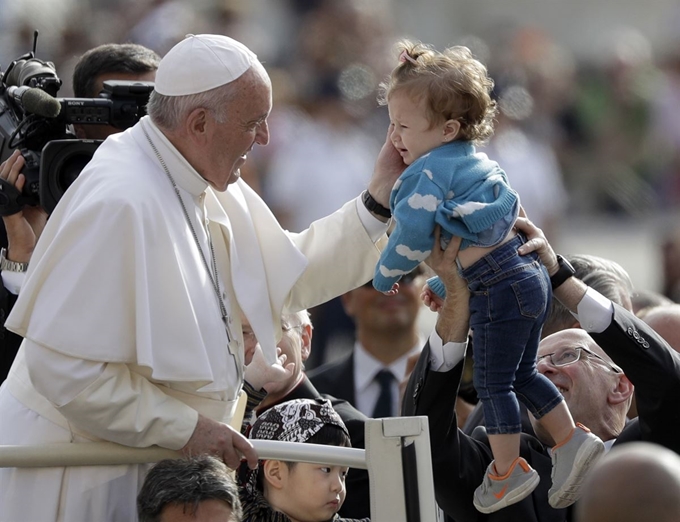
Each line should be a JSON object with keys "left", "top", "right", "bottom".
{"left": 204, "top": 67, "right": 271, "bottom": 191}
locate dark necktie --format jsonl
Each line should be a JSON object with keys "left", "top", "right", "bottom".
{"left": 372, "top": 368, "right": 395, "bottom": 418}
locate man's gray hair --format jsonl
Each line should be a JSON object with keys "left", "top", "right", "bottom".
{"left": 137, "top": 456, "right": 241, "bottom": 522}
{"left": 283, "top": 309, "right": 312, "bottom": 329}
{"left": 543, "top": 254, "right": 634, "bottom": 337}
{"left": 147, "top": 81, "right": 238, "bottom": 131}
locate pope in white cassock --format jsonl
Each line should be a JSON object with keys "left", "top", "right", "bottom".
{"left": 0, "top": 34, "right": 403, "bottom": 521}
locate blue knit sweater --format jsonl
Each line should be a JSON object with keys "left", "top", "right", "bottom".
{"left": 373, "top": 141, "right": 519, "bottom": 293}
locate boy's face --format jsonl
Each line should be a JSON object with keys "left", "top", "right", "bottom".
{"left": 388, "top": 89, "right": 448, "bottom": 165}
{"left": 275, "top": 462, "right": 348, "bottom": 522}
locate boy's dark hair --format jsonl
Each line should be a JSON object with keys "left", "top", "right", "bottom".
{"left": 137, "top": 456, "right": 241, "bottom": 522}
{"left": 72, "top": 43, "right": 160, "bottom": 98}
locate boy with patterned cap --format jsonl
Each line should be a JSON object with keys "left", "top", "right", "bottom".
{"left": 238, "top": 398, "right": 369, "bottom": 522}
{"left": 374, "top": 39, "right": 604, "bottom": 513}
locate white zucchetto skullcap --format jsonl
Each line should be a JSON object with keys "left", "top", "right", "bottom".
{"left": 154, "top": 34, "right": 258, "bottom": 96}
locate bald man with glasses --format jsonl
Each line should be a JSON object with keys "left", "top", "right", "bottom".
{"left": 403, "top": 219, "right": 680, "bottom": 522}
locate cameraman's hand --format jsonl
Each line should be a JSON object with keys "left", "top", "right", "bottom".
{"left": 1, "top": 151, "right": 48, "bottom": 263}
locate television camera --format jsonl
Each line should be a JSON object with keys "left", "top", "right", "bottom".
{"left": 0, "top": 33, "right": 153, "bottom": 215}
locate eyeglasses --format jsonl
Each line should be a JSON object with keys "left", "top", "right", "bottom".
{"left": 282, "top": 324, "right": 303, "bottom": 333}
{"left": 537, "top": 347, "right": 621, "bottom": 373}
{"left": 363, "top": 269, "right": 422, "bottom": 289}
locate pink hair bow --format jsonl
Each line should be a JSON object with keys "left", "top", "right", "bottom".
{"left": 399, "top": 50, "right": 418, "bottom": 65}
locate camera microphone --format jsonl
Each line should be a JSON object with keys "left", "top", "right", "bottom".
{"left": 7, "top": 86, "right": 61, "bottom": 118}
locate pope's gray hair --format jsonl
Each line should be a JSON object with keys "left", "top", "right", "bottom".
{"left": 146, "top": 81, "right": 238, "bottom": 131}
{"left": 283, "top": 309, "right": 312, "bottom": 330}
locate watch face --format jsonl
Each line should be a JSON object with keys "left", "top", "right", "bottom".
{"left": 560, "top": 256, "right": 576, "bottom": 275}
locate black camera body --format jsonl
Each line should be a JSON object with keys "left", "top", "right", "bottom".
{"left": 0, "top": 39, "right": 153, "bottom": 215}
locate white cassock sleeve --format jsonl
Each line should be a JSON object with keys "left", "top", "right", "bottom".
{"left": 25, "top": 339, "right": 198, "bottom": 450}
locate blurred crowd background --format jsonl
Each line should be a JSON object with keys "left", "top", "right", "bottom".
{"left": 2, "top": 0, "right": 680, "bottom": 362}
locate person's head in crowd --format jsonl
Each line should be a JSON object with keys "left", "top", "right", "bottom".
{"left": 137, "top": 456, "right": 242, "bottom": 522}
{"left": 72, "top": 43, "right": 160, "bottom": 140}
{"left": 341, "top": 265, "right": 424, "bottom": 362}
{"left": 542, "top": 254, "right": 634, "bottom": 337}
{"left": 146, "top": 34, "right": 271, "bottom": 192}
{"left": 533, "top": 328, "right": 633, "bottom": 446}
{"left": 238, "top": 398, "right": 351, "bottom": 522}
{"left": 242, "top": 310, "right": 313, "bottom": 406}
{"left": 576, "top": 442, "right": 680, "bottom": 522}
{"left": 661, "top": 225, "right": 680, "bottom": 303}
{"left": 640, "top": 303, "right": 680, "bottom": 352}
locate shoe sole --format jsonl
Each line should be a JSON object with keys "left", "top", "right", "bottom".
{"left": 549, "top": 439, "right": 605, "bottom": 509}
{"left": 474, "top": 473, "right": 541, "bottom": 514}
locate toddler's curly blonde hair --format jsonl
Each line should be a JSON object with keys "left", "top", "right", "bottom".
{"left": 378, "top": 39, "right": 497, "bottom": 144}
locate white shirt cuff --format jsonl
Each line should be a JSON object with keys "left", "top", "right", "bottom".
{"left": 428, "top": 329, "right": 467, "bottom": 372}
{"left": 573, "top": 287, "right": 614, "bottom": 334}
{"left": 2, "top": 270, "right": 25, "bottom": 295}
{"left": 355, "top": 194, "right": 390, "bottom": 243}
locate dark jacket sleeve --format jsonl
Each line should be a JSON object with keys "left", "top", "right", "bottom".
{"left": 402, "top": 342, "right": 493, "bottom": 522}
{"left": 0, "top": 217, "right": 23, "bottom": 385}
{"left": 0, "top": 283, "right": 21, "bottom": 384}
{"left": 307, "top": 355, "right": 356, "bottom": 406}
{"left": 402, "top": 342, "right": 565, "bottom": 522}
{"left": 591, "top": 304, "right": 680, "bottom": 453}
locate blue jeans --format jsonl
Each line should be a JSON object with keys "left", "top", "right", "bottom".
{"left": 460, "top": 233, "right": 563, "bottom": 435}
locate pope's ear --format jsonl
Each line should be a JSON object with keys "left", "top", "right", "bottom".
{"left": 185, "top": 107, "right": 210, "bottom": 139}
{"left": 442, "top": 119, "right": 461, "bottom": 142}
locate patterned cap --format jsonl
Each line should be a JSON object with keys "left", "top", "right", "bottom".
{"left": 238, "top": 398, "right": 350, "bottom": 498}
{"left": 249, "top": 398, "right": 349, "bottom": 443}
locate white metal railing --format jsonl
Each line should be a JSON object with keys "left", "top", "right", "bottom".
{"left": 0, "top": 440, "right": 366, "bottom": 469}
{"left": 0, "top": 416, "right": 436, "bottom": 522}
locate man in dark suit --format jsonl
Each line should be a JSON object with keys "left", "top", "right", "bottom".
{"left": 403, "top": 218, "right": 680, "bottom": 521}
{"left": 240, "top": 310, "right": 370, "bottom": 520}
{"left": 308, "top": 267, "right": 424, "bottom": 418}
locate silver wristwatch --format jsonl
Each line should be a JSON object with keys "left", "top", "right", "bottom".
{"left": 0, "top": 248, "right": 29, "bottom": 273}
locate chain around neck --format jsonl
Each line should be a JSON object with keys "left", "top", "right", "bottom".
{"left": 141, "top": 123, "right": 232, "bottom": 343}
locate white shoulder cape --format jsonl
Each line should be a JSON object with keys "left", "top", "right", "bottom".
{"left": 6, "top": 123, "right": 311, "bottom": 389}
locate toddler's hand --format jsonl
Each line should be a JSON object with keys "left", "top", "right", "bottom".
{"left": 382, "top": 282, "right": 400, "bottom": 296}
{"left": 421, "top": 283, "right": 444, "bottom": 312}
